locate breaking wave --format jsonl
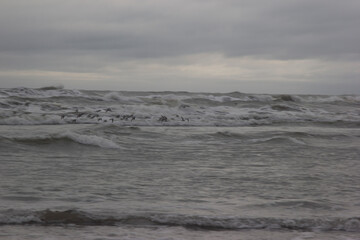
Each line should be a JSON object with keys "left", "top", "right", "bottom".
{"left": 0, "top": 209, "right": 359, "bottom": 232}
{"left": 3, "top": 131, "right": 119, "bottom": 149}
{"left": 0, "top": 87, "right": 359, "bottom": 127}
{"left": 0, "top": 87, "right": 83, "bottom": 98}
{"left": 60, "top": 131, "right": 119, "bottom": 149}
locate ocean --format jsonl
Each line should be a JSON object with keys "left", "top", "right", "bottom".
{"left": 0, "top": 87, "right": 359, "bottom": 240}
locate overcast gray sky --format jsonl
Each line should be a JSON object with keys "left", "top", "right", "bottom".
{"left": 1, "top": 0, "right": 359, "bottom": 94}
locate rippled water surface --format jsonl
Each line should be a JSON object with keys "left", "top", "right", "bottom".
{"left": 0, "top": 87, "right": 359, "bottom": 239}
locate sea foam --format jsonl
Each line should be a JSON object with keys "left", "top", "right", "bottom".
{"left": 5, "top": 131, "right": 120, "bottom": 149}
{"left": 0, "top": 87, "right": 359, "bottom": 127}
{"left": 60, "top": 131, "right": 120, "bottom": 149}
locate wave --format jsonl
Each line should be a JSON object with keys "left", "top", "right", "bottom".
{"left": 1, "top": 209, "right": 359, "bottom": 232}
{"left": 0, "top": 87, "right": 359, "bottom": 127}
{"left": 103, "top": 92, "right": 144, "bottom": 103}
{"left": 0, "top": 87, "right": 83, "bottom": 98}
{"left": 0, "top": 113, "right": 359, "bottom": 127}
{"left": 270, "top": 104, "right": 303, "bottom": 112}
{"left": 4, "top": 131, "right": 120, "bottom": 149}
{"left": 60, "top": 131, "right": 119, "bottom": 149}
{"left": 248, "top": 136, "right": 307, "bottom": 145}
{"left": 303, "top": 95, "right": 360, "bottom": 104}
{"left": 37, "top": 85, "right": 65, "bottom": 91}
{"left": 251, "top": 200, "right": 333, "bottom": 210}
{"left": 203, "top": 130, "right": 358, "bottom": 145}
{"left": 1, "top": 87, "right": 359, "bottom": 104}
{"left": 206, "top": 131, "right": 313, "bottom": 145}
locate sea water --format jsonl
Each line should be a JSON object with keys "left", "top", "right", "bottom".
{"left": 0, "top": 87, "right": 359, "bottom": 239}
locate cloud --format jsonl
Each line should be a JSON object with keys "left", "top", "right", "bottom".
{"left": 0, "top": 0, "right": 359, "bottom": 93}
{"left": 1, "top": 0, "right": 359, "bottom": 59}
{"left": 1, "top": 53, "right": 358, "bottom": 94}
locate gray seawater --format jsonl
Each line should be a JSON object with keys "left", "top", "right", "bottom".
{"left": 0, "top": 87, "right": 360, "bottom": 239}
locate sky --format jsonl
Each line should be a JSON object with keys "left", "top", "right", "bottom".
{"left": 0, "top": 0, "right": 359, "bottom": 94}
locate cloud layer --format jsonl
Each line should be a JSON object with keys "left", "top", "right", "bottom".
{"left": 1, "top": 0, "right": 359, "bottom": 94}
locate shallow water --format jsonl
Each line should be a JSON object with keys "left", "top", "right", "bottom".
{"left": 1, "top": 225, "right": 360, "bottom": 240}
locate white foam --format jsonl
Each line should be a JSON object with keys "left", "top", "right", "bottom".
{"left": 142, "top": 94, "right": 192, "bottom": 102}
{"left": 2, "top": 87, "right": 83, "bottom": 98}
{"left": 0, "top": 116, "right": 33, "bottom": 125}
{"left": 4, "top": 130, "right": 120, "bottom": 149}
{"left": 103, "top": 92, "right": 143, "bottom": 103}
{"left": 60, "top": 131, "right": 120, "bottom": 149}
{"left": 0, "top": 211, "right": 40, "bottom": 224}
{"left": 0, "top": 114, "right": 66, "bottom": 125}
{"left": 202, "top": 95, "right": 242, "bottom": 102}
{"left": 1, "top": 88, "right": 359, "bottom": 127}
{"left": 302, "top": 95, "right": 360, "bottom": 103}
{"left": 247, "top": 94, "right": 274, "bottom": 102}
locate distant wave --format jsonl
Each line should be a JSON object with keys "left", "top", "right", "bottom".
{"left": 37, "top": 85, "right": 65, "bottom": 90}
{"left": 1, "top": 87, "right": 359, "bottom": 103}
{"left": 0, "top": 87, "right": 83, "bottom": 98}
{"left": 0, "top": 87, "right": 359, "bottom": 126}
{"left": 0, "top": 209, "right": 359, "bottom": 232}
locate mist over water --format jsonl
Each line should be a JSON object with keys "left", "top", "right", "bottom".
{"left": 0, "top": 87, "right": 359, "bottom": 239}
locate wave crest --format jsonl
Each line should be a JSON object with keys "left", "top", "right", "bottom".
{"left": 1, "top": 209, "right": 359, "bottom": 232}
{"left": 7, "top": 131, "right": 119, "bottom": 149}
{"left": 60, "top": 131, "right": 119, "bottom": 149}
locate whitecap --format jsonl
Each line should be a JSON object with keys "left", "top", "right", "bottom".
{"left": 60, "top": 131, "right": 120, "bottom": 149}
{"left": 103, "top": 92, "right": 143, "bottom": 103}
